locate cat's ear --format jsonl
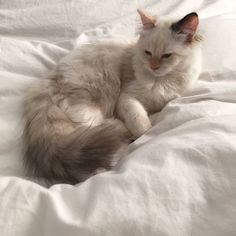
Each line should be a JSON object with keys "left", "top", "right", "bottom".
{"left": 171, "top": 12, "right": 199, "bottom": 43}
{"left": 137, "top": 9, "right": 156, "bottom": 30}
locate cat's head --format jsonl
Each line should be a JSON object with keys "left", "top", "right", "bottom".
{"left": 135, "top": 9, "right": 201, "bottom": 77}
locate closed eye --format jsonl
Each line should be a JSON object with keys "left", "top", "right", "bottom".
{"left": 162, "top": 53, "right": 172, "bottom": 58}
{"left": 145, "top": 50, "right": 152, "bottom": 56}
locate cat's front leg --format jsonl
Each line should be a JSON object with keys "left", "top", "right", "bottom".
{"left": 117, "top": 94, "right": 151, "bottom": 138}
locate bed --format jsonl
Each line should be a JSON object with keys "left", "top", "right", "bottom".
{"left": 1, "top": 0, "right": 236, "bottom": 235}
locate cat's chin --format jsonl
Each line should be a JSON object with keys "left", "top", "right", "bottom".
{"left": 146, "top": 68, "right": 169, "bottom": 78}
{"left": 153, "top": 71, "right": 169, "bottom": 77}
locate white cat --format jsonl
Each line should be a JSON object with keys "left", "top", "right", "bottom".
{"left": 117, "top": 10, "right": 202, "bottom": 138}
{"left": 23, "top": 10, "right": 202, "bottom": 184}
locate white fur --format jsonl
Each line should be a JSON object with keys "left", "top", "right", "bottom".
{"left": 23, "top": 12, "right": 202, "bottom": 183}
{"left": 117, "top": 18, "right": 202, "bottom": 138}
{"left": 52, "top": 16, "right": 201, "bottom": 139}
{"left": 118, "top": 94, "right": 152, "bottom": 138}
{"left": 66, "top": 104, "right": 104, "bottom": 127}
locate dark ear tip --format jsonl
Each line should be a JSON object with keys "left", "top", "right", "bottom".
{"left": 188, "top": 12, "right": 198, "bottom": 18}
{"left": 171, "top": 12, "right": 199, "bottom": 34}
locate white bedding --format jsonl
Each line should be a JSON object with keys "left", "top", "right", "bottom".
{"left": 1, "top": 0, "right": 236, "bottom": 235}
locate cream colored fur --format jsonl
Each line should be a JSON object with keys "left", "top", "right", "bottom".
{"left": 117, "top": 12, "right": 202, "bottom": 137}
{"left": 23, "top": 11, "right": 202, "bottom": 183}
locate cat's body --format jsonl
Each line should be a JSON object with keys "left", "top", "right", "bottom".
{"left": 23, "top": 11, "right": 202, "bottom": 184}
{"left": 23, "top": 42, "right": 131, "bottom": 184}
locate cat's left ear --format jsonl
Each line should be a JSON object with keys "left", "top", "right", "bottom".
{"left": 137, "top": 9, "right": 156, "bottom": 30}
{"left": 171, "top": 12, "right": 199, "bottom": 43}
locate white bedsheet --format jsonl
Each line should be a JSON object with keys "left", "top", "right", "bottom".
{"left": 1, "top": 0, "right": 236, "bottom": 235}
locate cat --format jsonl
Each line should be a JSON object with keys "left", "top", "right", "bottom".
{"left": 23, "top": 10, "right": 202, "bottom": 184}
{"left": 117, "top": 10, "right": 202, "bottom": 138}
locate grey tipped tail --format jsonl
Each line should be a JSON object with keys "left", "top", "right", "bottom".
{"left": 24, "top": 118, "right": 130, "bottom": 184}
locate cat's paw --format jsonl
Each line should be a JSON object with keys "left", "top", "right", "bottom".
{"left": 131, "top": 124, "right": 152, "bottom": 138}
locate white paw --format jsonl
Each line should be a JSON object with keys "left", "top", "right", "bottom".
{"left": 132, "top": 123, "right": 151, "bottom": 138}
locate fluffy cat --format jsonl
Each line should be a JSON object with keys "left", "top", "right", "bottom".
{"left": 117, "top": 10, "right": 202, "bottom": 138}
{"left": 23, "top": 10, "right": 202, "bottom": 184}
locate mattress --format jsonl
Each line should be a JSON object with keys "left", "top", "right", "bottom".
{"left": 1, "top": 0, "right": 236, "bottom": 235}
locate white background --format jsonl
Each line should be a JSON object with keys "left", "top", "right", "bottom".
{"left": 0, "top": 0, "right": 236, "bottom": 235}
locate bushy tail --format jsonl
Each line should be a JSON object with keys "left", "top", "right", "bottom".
{"left": 23, "top": 92, "right": 130, "bottom": 184}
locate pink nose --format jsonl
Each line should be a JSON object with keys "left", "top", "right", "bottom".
{"left": 150, "top": 64, "right": 159, "bottom": 71}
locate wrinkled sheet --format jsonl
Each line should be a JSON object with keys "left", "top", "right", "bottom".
{"left": 1, "top": 0, "right": 236, "bottom": 235}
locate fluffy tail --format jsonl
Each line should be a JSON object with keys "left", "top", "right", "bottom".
{"left": 23, "top": 91, "right": 130, "bottom": 184}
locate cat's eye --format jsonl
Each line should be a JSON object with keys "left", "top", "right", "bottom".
{"left": 162, "top": 53, "right": 172, "bottom": 58}
{"left": 145, "top": 50, "right": 152, "bottom": 56}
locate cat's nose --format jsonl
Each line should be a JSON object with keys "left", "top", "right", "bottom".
{"left": 150, "top": 64, "right": 159, "bottom": 71}
{"left": 150, "top": 58, "right": 160, "bottom": 71}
